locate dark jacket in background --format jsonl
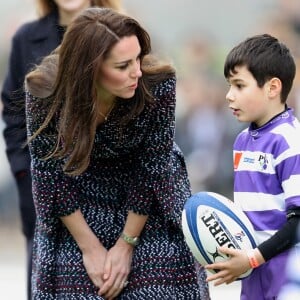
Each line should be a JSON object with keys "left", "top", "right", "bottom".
{"left": 1, "top": 11, "right": 64, "bottom": 300}
{"left": 2, "top": 11, "right": 62, "bottom": 176}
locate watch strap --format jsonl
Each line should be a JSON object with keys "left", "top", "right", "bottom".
{"left": 120, "top": 232, "right": 140, "bottom": 246}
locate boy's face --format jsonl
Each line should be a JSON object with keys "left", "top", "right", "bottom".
{"left": 226, "top": 65, "right": 274, "bottom": 127}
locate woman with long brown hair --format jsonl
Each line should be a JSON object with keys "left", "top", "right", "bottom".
{"left": 2, "top": 2, "right": 122, "bottom": 299}
{"left": 25, "top": 7, "right": 210, "bottom": 299}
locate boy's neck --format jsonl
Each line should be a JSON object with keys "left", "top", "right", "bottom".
{"left": 253, "top": 104, "right": 288, "bottom": 128}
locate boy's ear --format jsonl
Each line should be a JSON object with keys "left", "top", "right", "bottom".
{"left": 267, "top": 77, "right": 282, "bottom": 98}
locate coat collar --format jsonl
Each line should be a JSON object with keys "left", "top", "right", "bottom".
{"left": 28, "top": 10, "right": 60, "bottom": 42}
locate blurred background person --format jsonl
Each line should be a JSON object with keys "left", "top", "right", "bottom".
{"left": 1, "top": 1, "right": 122, "bottom": 299}
{"left": 175, "top": 35, "right": 245, "bottom": 197}
{"left": 249, "top": 0, "right": 300, "bottom": 119}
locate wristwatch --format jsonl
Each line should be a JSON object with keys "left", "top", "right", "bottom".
{"left": 120, "top": 232, "right": 140, "bottom": 246}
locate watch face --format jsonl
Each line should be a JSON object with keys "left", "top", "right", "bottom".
{"left": 128, "top": 236, "right": 138, "bottom": 245}
{"left": 121, "top": 233, "right": 139, "bottom": 246}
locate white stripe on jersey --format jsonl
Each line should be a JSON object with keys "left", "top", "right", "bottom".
{"left": 282, "top": 174, "right": 300, "bottom": 199}
{"left": 255, "top": 230, "right": 277, "bottom": 244}
{"left": 234, "top": 192, "right": 285, "bottom": 211}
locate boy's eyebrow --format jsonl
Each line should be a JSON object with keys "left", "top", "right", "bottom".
{"left": 229, "top": 77, "right": 244, "bottom": 83}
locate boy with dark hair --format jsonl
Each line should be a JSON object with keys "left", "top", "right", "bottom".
{"left": 206, "top": 34, "right": 300, "bottom": 299}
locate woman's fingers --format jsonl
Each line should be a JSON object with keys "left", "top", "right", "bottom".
{"left": 98, "top": 276, "right": 128, "bottom": 299}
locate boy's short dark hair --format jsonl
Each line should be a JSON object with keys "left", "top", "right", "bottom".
{"left": 224, "top": 34, "right": 296, "bottom": 102}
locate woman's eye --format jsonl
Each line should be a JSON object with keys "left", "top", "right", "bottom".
{"left": 118, "top": 64, "right": 128, "bottom": 70}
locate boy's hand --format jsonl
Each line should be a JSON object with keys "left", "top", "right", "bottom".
{"left": 205, "top": 247, "right": 250, "bottom": 286}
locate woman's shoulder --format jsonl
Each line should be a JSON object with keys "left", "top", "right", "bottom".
{"left": 141, "top": 76, "right": 176, "bottom": 114}
{"left": 151, "top": 76, "right": 176, "bottom": 97}
{"left": 25, "top": 52, "right": 58, "bottom": 98}
{"left": 142, "top": 54, "right": 176, "bottom": 95}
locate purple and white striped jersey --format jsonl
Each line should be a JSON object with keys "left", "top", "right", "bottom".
{"left": 233, "top": 108, "right": 300, "bottom": 245}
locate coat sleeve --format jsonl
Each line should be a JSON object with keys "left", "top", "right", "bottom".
{"left": 127, "top": 77, "right": 191, "bottom": 225}
{"left": 25, "top": 91, "right": 81, "bottom": 222}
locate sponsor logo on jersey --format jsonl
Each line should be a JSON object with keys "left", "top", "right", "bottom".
{"left": 258, "top": 154, "right": 269, "bottom": 170}
{"left": 234, "top": 152, "right": 243, "bottom": 170}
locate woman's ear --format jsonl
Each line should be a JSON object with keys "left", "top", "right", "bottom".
{"left": 267, "top": 77, "right": 282, "bottom": 99}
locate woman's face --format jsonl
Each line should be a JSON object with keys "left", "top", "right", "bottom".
{"left": 96, "top": 35, "right": 143, "bottom": 101}
{"left": 54, "top": 0, "right": 91, "bottom": 14}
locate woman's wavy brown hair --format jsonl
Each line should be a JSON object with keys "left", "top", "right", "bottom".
{"left": 35, "top": 0, "right": 123, "bottom": 17}
{"left": 26, "top": 8, "right": 175, "bottom": 176}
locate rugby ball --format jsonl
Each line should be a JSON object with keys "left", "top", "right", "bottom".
{"left": 182, "top": 191, "right": 257, "bottom": 279}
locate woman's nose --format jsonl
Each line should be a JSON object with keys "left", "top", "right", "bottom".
{"left": 131, "top": 60, "right": 142, "bottom": 78}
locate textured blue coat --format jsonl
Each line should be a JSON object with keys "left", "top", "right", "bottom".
{"left": 26, "top": 77, "right": 210, "bottom": 299}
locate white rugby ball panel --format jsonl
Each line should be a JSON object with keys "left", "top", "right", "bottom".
{"left": 182, "top": 191, "right": 257, "bottom": 279}
{"left": 182, "top": 212, "right": 207, "bottom": 265}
